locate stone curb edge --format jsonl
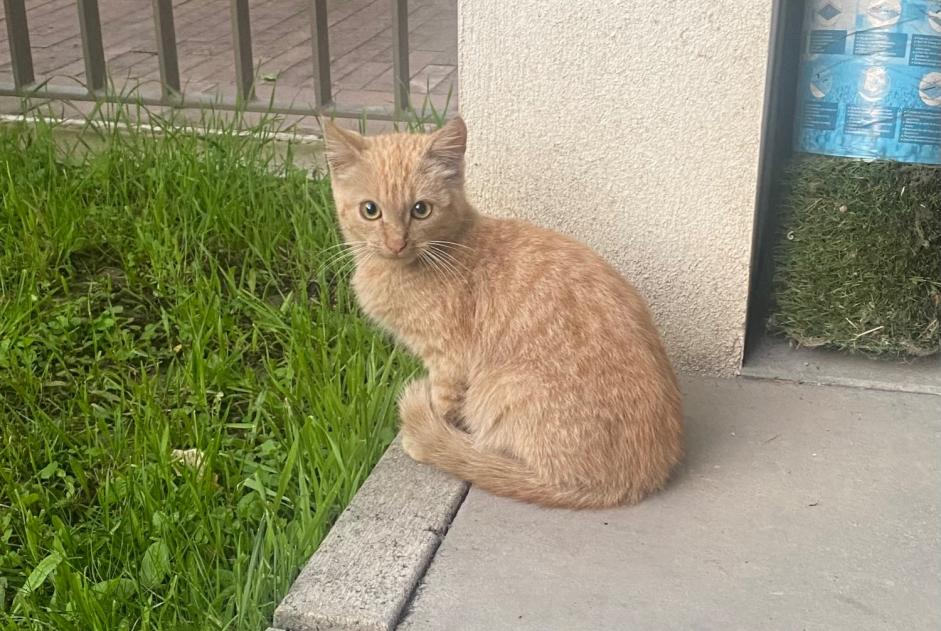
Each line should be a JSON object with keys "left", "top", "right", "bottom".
{"left": 271, "top": 437, "right": 469, "bottom": 631}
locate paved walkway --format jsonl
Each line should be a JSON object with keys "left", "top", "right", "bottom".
{"left": 399, "top": 377, "right": 941, "bottom": 631}
{"left": 0, "top": 0, "right": 457, "bottom": 115}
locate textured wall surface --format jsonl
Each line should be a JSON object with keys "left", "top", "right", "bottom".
{"left": 457, "top": 1, "right": 773, "bottom": 375}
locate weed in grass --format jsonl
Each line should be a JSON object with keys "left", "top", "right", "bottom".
{"left": 0, "top": 108, "right": 418, "bottom": 630}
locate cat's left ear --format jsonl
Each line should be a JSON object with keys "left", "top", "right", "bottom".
{"left": 425, "top": 116, "right": 467, "bottom": 182}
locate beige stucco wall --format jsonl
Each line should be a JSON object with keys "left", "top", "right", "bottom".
{"left": 457, "top": 1, "right": 773, "bottom": 375}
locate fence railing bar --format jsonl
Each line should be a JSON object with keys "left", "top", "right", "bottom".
{"left": 230, "top": 0, "right": 255, "bottom": 102}
{"left": 76, "top": 0, "right": 107, "bottom": 93}
{"left": 0, "top": 82, "right": 402, "bottom": 121}
{"left": 152, "top": 0, "right": 181, "bottom": 98}
{"left": 3, "top": 0, "right": 35, "bottom": 89}
{"left": 309, "top": 0, "right": 332, "bottom": 107}
{"left": 391, "top": 0, "right": 410, "bottom": 115}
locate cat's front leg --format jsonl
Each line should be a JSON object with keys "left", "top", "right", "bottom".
{"left": 428, "top": 368, "right": 467, "bottom": 429}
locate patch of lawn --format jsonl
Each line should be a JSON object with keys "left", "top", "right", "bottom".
{"left": 0, "top": 112, "right": 415, "bottom": 630}
{"left": 769, "top": 156, "right": 941, "bottom": 357}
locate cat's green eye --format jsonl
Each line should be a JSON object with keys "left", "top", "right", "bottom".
{"left": 411, "top": 201, "right": 432, "bottom": 219}
{"left": 360, "top": 201, "right": 381, "bottom": 220}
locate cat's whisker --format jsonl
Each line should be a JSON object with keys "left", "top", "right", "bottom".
{"left": 429, "top": 245, "right": 471, "bottom": 275}
{"left": 418, "top": 250, "right": 441, "bottom": 278}
{"left": 439, "top": 254, "right": 466, "bottom": 284}
{"left": 424, "top": 246, "right": 465, "bottom": 286}
{"left": 318, "top": 244, "right": 360, "bottom": 264}
{"left": 319, "top": 248, "right": 354, "bottom": 268}
{"left": 428, "top": 239, "right": 474, "bottom": 252}
{"left": 354, "top": 250, "right": 378, "bottom": 277}
{"left": 428, "top": 243, "right": 468, "bottom": 278}
{"left": 317, "top": 240, "right": 368, "bottom": 263}
{"left": 319, "top": 240, "right": 365, "bottom": 253}
{"left": 320, "top": 242, "right": 369, "bottom": 265}
{"left": 426, "top": 242, "right": 472, "bottom": 280}
{"left": 333, "top": 258, "right": 356, "bottom": 278}
{"left": 316, "top": 243, "right": 370, "bottom": 276}
{"left": 339, "top": 246, "right": 373, "bottom": 274}
{"left": 316, "top": 253, "right": 353, "bottom": 276}
{"left": 419, "top": 250, "right": 452, "bottom": 285}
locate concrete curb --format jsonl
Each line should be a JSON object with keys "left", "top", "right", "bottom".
{"left": 742, "top": 336, "right": 941, "bottom": 396}
{"left": 272, "top": 437, "right": 468, "bottom": 631}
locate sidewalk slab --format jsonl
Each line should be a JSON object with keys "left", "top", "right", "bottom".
{"left": 274, "top": 438, "right": 467, "bottom": 631}
{"left": 399, "top": 376, "right": 941, "bottom": 631}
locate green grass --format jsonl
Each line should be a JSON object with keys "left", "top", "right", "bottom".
{"left": 769, "top": 155, "right": 941, "bottom": 357}
{"left": 0, "top": 110, "right": 417, "bottom": 630}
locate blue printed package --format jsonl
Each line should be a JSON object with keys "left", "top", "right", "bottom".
{"left": 796, "top": 0, "right": 941, "bottom": 164}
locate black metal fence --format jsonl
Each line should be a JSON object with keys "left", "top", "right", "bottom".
{"left": 1, "top": 0, "right": 412, "bottom": 120}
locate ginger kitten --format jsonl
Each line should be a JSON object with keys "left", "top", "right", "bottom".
{"left": 322, "top": 117, "right": 683, "bottom": 509}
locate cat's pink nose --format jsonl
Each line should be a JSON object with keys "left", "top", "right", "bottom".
{"left": 386, "top": 237, "right": 407, "bottom": 254}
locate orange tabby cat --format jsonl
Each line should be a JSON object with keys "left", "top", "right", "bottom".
{"left": 322, "top": 117, "right": 683, "bottom": 509}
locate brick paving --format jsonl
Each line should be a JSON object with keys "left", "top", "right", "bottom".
{"left": 0, "top": 0, "right": 457, "bottom": 119}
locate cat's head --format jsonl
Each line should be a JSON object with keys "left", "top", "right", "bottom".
{"left": 321, "top": 117, "right": 470, "bottom": 261}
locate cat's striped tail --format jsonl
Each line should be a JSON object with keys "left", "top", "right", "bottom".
{"left": 397, "top": 380, "right": 628, "bottom": 510}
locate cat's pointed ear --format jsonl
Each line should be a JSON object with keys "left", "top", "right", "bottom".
{"left": 425, "top": 116, "right": 467, "bottom": 182}
{"left": 321, "top": 118, "right": 367, "bottom": 174}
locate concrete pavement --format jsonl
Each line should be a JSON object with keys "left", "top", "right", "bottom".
{"left": 398, "top": 376, "right": 941, "bottom": 631}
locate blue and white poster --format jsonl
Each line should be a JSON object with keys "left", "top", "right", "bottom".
{"left": 796, "top": 0, "right": 941, "bottom": 164}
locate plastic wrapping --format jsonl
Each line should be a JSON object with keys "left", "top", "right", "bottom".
{"left": 795, "top": 0, "right": 941, "bottom": 164}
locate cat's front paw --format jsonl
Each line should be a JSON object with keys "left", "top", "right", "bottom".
{"left": 399, "top": 378, "right": 434, "bottom": 464}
